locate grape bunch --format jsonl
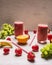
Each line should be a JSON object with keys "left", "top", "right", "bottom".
{"left": 0, "top": 23, "right": 14, "bottom": 39}
{"left": 40, "top": 43, "right": 52, "bottom": 59}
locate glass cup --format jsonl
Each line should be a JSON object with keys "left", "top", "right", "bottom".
{"left": 37, "top": 24, "right": 48, "bottom": 44}
{"left": 14, "top": 21, "right": 24, "bottom": 37}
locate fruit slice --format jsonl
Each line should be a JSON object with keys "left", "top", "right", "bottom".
{"left": 16, "top": 35, "right": 29, "bottom": 44}
{"left": 0, "top": 41, "right": 12, "bottom": 48}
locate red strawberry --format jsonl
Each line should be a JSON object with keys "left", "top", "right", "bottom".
{"left": 27, "top": 52, "right": 35, "bottom": 61}
{"left": 3, "top": 47, "right": 10, "bottom": 55}
{"left": 6, "top": 37, "right": 11, "bottom": 41}
{"left": 32, "top": 45, "right": 39, "bottom": 52}
{"left": 15, "top": 48, "right": 22, "bottom": 56}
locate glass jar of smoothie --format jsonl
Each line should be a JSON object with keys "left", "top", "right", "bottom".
{"left": 14, "top": 21, "right": 24, "bottom": 37}
{"left": 37, "top": 24, "right": 48, "bottom": 44}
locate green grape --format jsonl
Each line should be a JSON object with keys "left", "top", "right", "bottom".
{"left": 50, "top": 44, "right": 52, "bottom": 50}
{"left": 2, "top": 23, "right": 9, "bottom": 29}
{"left": 49, "top": 50, "right": 52, "bottom": 54}
{"left": 0, "top": 23, "right": 14, "bottom": 39}
{"left": 44, "top": 51, "right": 48, "bottom": 55}
{"left": 40, "top": 43, "right": 52, "bottom": 59}
{"left": 4, "top": 31, "right": 8, "bottom": 36}
{"left": 0, "top": 31, "right": 2, "bottom": 38}
{"left": 45, "top": 47, "right": 50, "bottom": 51}
{"left": 41, "top": 48, "right": 45, "bottom": 53}
{"left": 12, "top": 27, "right": 14, "bottom": 31}
{"left": 2, "top": 35, "right": 7, "bottom": 39}
{"left": 46, "top": 44, "right": 50, "bottom": 48}
{"left": 3, "top": 27, "right": 9, "bottom": 31}
{"left": 1, "top": 30, "right": 8, "bottom": 36}
{"left": 1, "top": 30, "right": 5, "bottom": 34}
{"left": 10, "top": 27, "right": 14, "bottom": 31}
{"left": 9, "top": 26, "right": 14, "bottom": 32}
{"left": 0, "top": 30, "right": 8, "bottom": 38}
{"left": 8, "top": 24, "right": 12, "bottom": 28}
{"left": 3, "top": 23, "right": 8, "bottom": 27}
{"left": 41, "top": 54, "right": 45, "bottom": 58}
{"left": 10, "top": 30, "right": 14, "bottom": 35}
{"left": 8, "top": 30, "right": 12, "bottom": 35}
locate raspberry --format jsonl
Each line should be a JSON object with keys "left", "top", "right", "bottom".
{"left": 33, "top": 30, "right": 37, "bottom": 34}
{"left": 15, "top": 48, "right": 22, "bottom": 56}
{"left": 6, "top": 37, "right": 11, "bottom": 41}
{"left": 24, "top": 30, "right": 28, "bottom": 34}
{"left": 32, "top": 45, "right": 39, "bottom": 52}
{"left": 27, "top": 52, "right": 35, "bottom": 61}
{"left": 3, "top": 47, "right": 10, "bottom": 55}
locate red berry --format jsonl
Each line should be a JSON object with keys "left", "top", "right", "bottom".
{"left": 27, "top": 52, "right": 35, "bottom": 61}
{"left": 33, "top": 30, "right": 37, "bottom": 34}
{"left": 48, "top": 34, "right": 52, "bottom": 40}
{"left": 24, "top": 30, "right": 28, "bottom": 34}
{"left": 32, "top": 45, "right": 39, "bottom": 52}
{"left": 3, "top": 48, "right": 10, "bottom": 55}
{"left": 15, "top": 48, "right": 22, "bottom": 56}
{"left": 6, "top": 37, "right": 11, "bottom": 41}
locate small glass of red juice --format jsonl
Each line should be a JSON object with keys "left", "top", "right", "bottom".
{"left": 37, "top": 24, "right": 48, "bottom": 44}
{"left": 14, "top": 21, "right": 24, "bottom": 37}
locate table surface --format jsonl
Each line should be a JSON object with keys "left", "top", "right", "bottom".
{"left": 0, "top": 32, "right": 52, "bottom": 65}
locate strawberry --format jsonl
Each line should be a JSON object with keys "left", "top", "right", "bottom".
{"left": 27, "top": 52, "right": 35, "bottom": 61}
{"left": 6, "top": 37, "right": 11, "bottom": 41}
{"left": 3, "top": 47, "right": 10, "bottom": 55}
{"left": 32, "top": 45, "right": 39, "bottom": 52}
{"left": 15, "top": 48, "right": 22, "bottom": 56}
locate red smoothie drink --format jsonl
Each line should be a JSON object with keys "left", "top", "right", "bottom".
{"left": 14, "top": 21, "right": 24, "bottom": 37}
{"left": 37, "top": 24, "right": 48, "bottom": 44}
